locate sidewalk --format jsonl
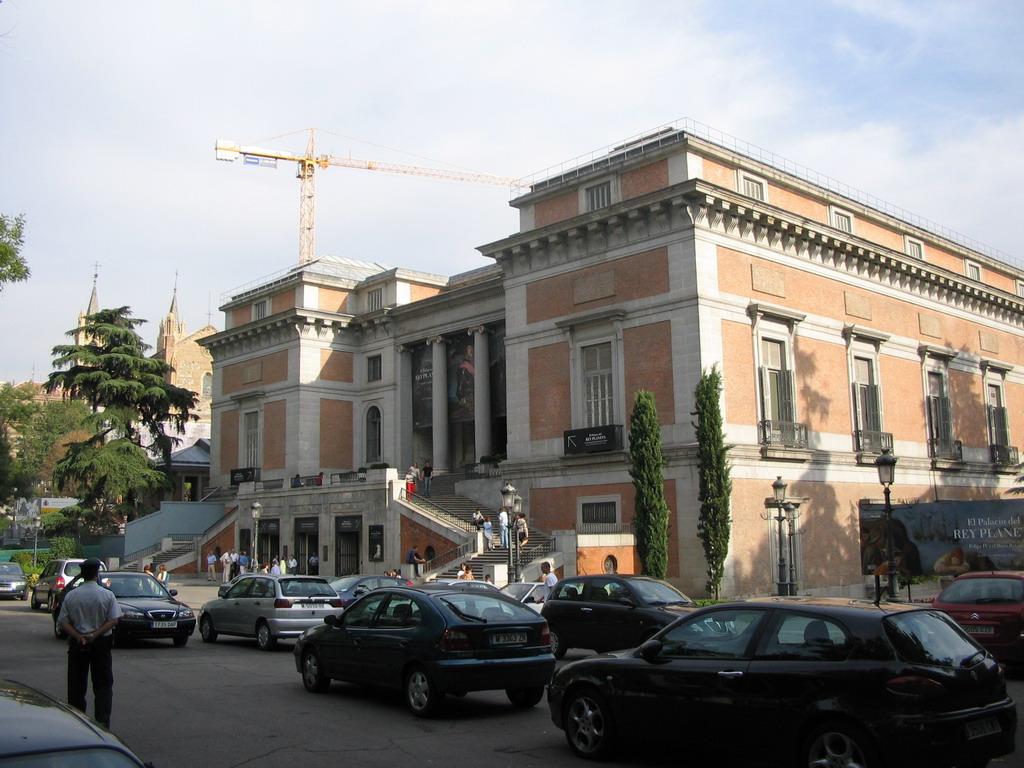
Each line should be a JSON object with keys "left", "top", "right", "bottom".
{"left": 164, "top": 574, "right": 225, "bottom": 608}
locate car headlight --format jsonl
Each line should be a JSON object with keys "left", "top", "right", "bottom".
{"left": 178, "top": 608, "right": 194, "bottom": 618}
{"left": 122, "top": 609, "right": 145, "bottom": 619}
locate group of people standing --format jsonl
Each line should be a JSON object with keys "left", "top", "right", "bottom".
{"left": 141, "top": 563, "right": 170, "bottom": 584}
{"left": 206, "top": 550, "right": 313, "bottom": 582}
{"left": 405, "top": 461, "right": 433, "bottom": 496}
{"left": 473, "top": 507, "right": 528, "bottom": 550}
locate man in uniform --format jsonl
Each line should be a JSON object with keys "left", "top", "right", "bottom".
{"left": 57, "top": 558, "right": 122, "bottom": 729}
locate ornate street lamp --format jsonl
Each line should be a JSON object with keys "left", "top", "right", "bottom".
{"left": 770, "top": 476, "right": 789, "bottom": 596}
{"left": 250, "top": 501, "right": 262, "bottom": 573}
{"left": 501, "top": 481, "right": 517, "bottom": 583}
{"left": 874, "top": 449, "right": 898, "bottom": 599}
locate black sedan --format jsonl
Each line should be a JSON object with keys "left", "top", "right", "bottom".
{"left": 294, "top": 585, "right": 555, "bottom": 716}
{"left": 548, "top": 597, "right": 1017, "bottom": 768}
{"left": 0, "top": 679, "right": 152, "bottom": 767}
{"left": 328, "top": 574, "right": 413, "bottom": 607}
{"left": 54, "top": 571, "right": 196, "bottom": 647}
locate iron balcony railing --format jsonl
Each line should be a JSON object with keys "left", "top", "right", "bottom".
{"left": 928, "top": 438, "right": 963, "bottom": 461}
{"left": 991, "top": 444, "right": 1019, "bottom": 465}
{"left": 759, "top": 420, "right": 808, "bottom": 449}
{"left": 854, "top": 430, "right": 894, "bottom": 454}
{"left": 576, "top": 522, "right": 636, "bottom": 535}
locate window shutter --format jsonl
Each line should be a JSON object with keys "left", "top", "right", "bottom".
{"left": 863, "top": 384, "right": 881, "bottom": 433}
{"left": 778, "top": 369, "right": 796, "bottom": 423}
{"left": 989, "top": 405, "right": 1010, "bottom": 446}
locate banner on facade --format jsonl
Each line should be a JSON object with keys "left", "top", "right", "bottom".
{"left": 412, "top": 345, "right": 432, "bottom": 428}
{"left": 368, "top": 525, "right": 384, "bottom": 562}
{"left": 858, "top": 498, "right": 1024, "bottom": 577}
{"left": 448, "top": 336, "right": 475, "bottom": 422}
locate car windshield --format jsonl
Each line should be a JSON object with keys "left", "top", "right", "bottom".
{"left": 938, "top": 577, "right": 1024, "bottom": 605}
{"left": 0, "top": 563, "right": 24, "bottom": 576}
{"left": 502, "top": 583, "right": 534, "bottom": 600}
{"left": 102, "top": 576, "right": 168, "bottom": 599}
{"left": 885, "top": 610, "right": 986, "bottom": 668}
{"left": 632, "top": 579, "right": 693, "bottom": 605}
{"left": 438, "top": 594, "right": 537, "bottom": 622}
{"left": 280, "top": 578, "right": 336, "bottom": 597}
{"left": 330, "top": 577, "right": 363, "bottom": 592}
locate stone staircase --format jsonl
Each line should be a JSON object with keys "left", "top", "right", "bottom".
{"left": 413, "top": 473, "right": 551, "bottom": 580}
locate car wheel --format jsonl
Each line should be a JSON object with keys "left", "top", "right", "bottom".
{"left": 47, "top": 594, "right": 57, "bottom": 614}
{"left": 549, "top": 626, "right": 567, "bottom": 659}
{"left": 31, "top": 589, "right": 41, "bottom": 610}
{"left": 256, "top": 621, "right": 277, "bottom": 651}
{"left": 506, "top": 686, "right": 544, "bottom": 708}
{"left": 405, "top": 666, "right": 443, "bottom": 717}
{"left": 802, "top": 721, "right": 880, "bottom": 768}
{"left": 199, "top": 615, "right": 218, "bottom": 643}
{"left": 21, "top": 590, "right": 28, "bottom": 601}
{"left": 301, "top": 649, "right": 331, "bottom": 693}
{"left": 564, "top": 687, "right": 617, "bottom": 760}
{"left": 53, "top": 617, "right": 67, "bottom": 640}
{"left": 172, "top": 634, "right": 188, "bottom": 647}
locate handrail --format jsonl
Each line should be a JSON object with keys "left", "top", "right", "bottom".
{"left": 123, "top": 543, "right": 160, "bottom": 564}
{"left": 400, "top": 489, "right": 474, "bottom": 532}
{"left": 424, "top": 540, "right": 476, "bottom": 575}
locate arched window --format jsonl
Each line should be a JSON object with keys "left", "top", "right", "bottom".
{"left": 202, "top": 372, "right": 213, "bottom": 397}
{"left": 365, "top": 406, "right": 381, "bottom": 464}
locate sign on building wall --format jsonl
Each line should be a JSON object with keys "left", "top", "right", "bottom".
{"left": 859, "top": 499, "right": 1024, "bottom": 576}
{"left": 412, "top": 345, "right": 432, "bottom": 428}
{"left": 563, "top": 425, "right": 623, "bottom": 455}
{"left": 368, "top": 525, "right": 384, "bottom": 562}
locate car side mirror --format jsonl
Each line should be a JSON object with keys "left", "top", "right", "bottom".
{"left": 169, "top": 589, "right": 178, "bottom": 597}
{"left": 638, "top": 638, "right": 666, "bottom": 663}
{"left": 524, "top": 595, "right": 535, "bottom": 603}
{"left": 217, "top": 586, "right": 229, "bottom": 598}
{"left": 616, "top": 597, "right": 637, "bottom": 607}
{"left": 324, "top": 614, "right": 339, "bottom": 628}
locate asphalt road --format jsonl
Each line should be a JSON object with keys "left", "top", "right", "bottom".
{"left": 1, "top": 582, "right": 1021, "bottom": 768}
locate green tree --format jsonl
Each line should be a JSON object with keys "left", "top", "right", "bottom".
{"left": 45, "top": 307, "right": 199, "bottom": 532}
{"left": 629, "top": 390, "right": 670, "bottom": 579}
{"left": 694, "top": 365, "right": 732, "bottom": 599}
{"left": 17, "top": 398, "right": 91, "bottom": 486}
{"left": 0, "top": 214, "right": 30, "bottom": 290}
{"left": 0, "top": 383, "right": 39, "bottom": 501}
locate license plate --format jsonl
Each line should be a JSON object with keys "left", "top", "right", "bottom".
{"left": 965, "top": 717, "right": 1001, "bottom": 740}
{"left": 963, "top": 624, "right": 995, "bottom": 635}
{"left": 151, "top": 621, "right": 177, "bottom": 629}
{"left": 301, "top": 603, "right": 325, "bottom": 609}
{"left": 490, "top": 632, "right": 527, "bottom": 646}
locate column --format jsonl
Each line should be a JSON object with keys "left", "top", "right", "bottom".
{"left": 471, "top": 326, "right": 491, "bottom": 461}
{"left": 429, "top": 336, "right": 449, "bottom": 472}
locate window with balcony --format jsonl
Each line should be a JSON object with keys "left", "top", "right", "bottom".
{"left": 926, "top": 370, "right": 961, "bottom": 460}
{"left": 987, "top": 382, "right": 1016, "bottom": 465}
{"left": 851, "top": 356, "right": 890, "bottom": 453}
{"left": 582, "top": 342, "right": 614, "bottom": 427}
{"left": 243, "top": 410, "right": 261, "bottom": 469}
{"left": 759, "top": 337, "right": 806, "bottom": 448}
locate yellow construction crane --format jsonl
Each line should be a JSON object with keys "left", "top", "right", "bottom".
{"left": 215, "top": 128, "right": 523, "bottom": 264}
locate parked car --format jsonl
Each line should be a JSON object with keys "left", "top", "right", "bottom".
{"left": 53, "top": 571, "right": 196, "bottom": 646}
{"left": 199, "top": 573, "right": 343, "bottom": 650}
{"left": 294, "top": 585, "right": 555, "bottom": 716}
{"left": 422, "top": 578, "right": 501, "bottom": 592}
{"left": 501, "top": 581, "right": 547, "bottom": 612}
{"left": 0, "top": 679, "right": 152, "bottom": 767}
{"left": 541, "top": 574, "right": 696, "bottom": 658}
{"left": 33, "top": 558, "right": 105, "bottom": 611}
{"left": 0, "top": 561, "right": 29, "bottom": 601}
{"left": 329, "top": 574, "right": 413, "bottom": 608}
{"left": 548, "top": 597, "right": 1017, "bottom": 767}
{"left": 933, "top": 570, "right": 1024, "bottom": 665}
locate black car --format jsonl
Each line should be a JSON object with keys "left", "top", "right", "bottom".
{"left": 0, "top": 679, "right": 152, "bottom": 767}
{"left": 328, "top": 574, "right": 413, "bottom": 608}
{"left": 294, "top": 585, "right": 555, "bottom": 716}
{"left": 540, "top": 574, "right": 696, "bottom": 658}
{"left": 548, "top": 597, "right": 1017, "bottom": 768}
{"left": 54, "top": 571, "right": 196, "bottom": 646}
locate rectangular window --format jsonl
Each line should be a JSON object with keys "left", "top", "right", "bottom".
{"left": 738, "top": 171, "right": 767, "bottom": 202}
{"left": 243, "top": 411, "right": 260, "bottom": 468}
{"left": 367, "top": 355, "right": 382, "bottom": 382}
{"left": 987, "top": 383, "right": 1010, "bottom": 448}
{"left": 905, "top": 238, "right": 924, "bottom": 260}
{"left": 831, "top": 208, "right": 854, "bottom": 234}
{"left": 582, "top": 342, "right": 614, "bottom": 427}
{"left": 852, "top": 356, "right": 881, "bottom": 433}
{"left": 760, "top": 338, "right": 794, "bottom": 423}
{"left": 586, "top": 182, "right": 611, "bottom": 212}
{"left": 368, "top": 288, "right": 383, "bottom": 312}
{"left": 253, "top": 300, "right": 268, "bottom": 321}
{"left": 1016, "top": 280, "right": 1024, "bottom": 298}
{"left": 926, "top": 370, "right": 958, "bottom": 459}
{"left": 581, "top": 501, "right": 617, "bottom": 525}
{"left": 965, "top": 261, "right": 982, "bottom": 281}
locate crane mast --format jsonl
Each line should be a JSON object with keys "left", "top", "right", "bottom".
{"left": 215, "top": 128, "right": 521, "bottom": 264}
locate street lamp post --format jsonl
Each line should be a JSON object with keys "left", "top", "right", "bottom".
{"left": 785, "top": 503, "right": 799, "bottom": 594}
{"left": 500, "top": 481, "right": 518, "bottom": 584}
{"left": 874, "top": 449, "right": 898, "bottom": 599}
{"left": 771, "top": 476, "right": 789, "bottom": 596}
{"left": 250, "top": 501, "right": 262, "bottom": 574}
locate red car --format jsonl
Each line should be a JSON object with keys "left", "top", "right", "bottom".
{"left": 933, "top": 571, "right": 1024, "bottom": 665}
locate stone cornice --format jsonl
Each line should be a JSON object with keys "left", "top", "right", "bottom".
{"left": 483, "top": 180, "right": 1024, "bottom": 328}
{"left": 199, "top": 310, "right": 351, "bottom": 358}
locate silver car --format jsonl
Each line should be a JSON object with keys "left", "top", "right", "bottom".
{"left": 32, "top": 558, "right": 105, "bottom": 611}
{"left": 198, "top": 574, "right": 342, "bottom": 651}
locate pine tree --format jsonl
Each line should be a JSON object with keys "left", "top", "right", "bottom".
{"left": 694, "top": 365, "right": 732, "bottom": 599}
{"left": 45, "top": 307, "right": 198, "bottom": 531}
{"left": 629, "top": 390, "right": 670, "bottom": 579}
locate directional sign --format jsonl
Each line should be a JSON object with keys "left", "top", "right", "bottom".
{"left": 564, "top": 425, "right": 623, "bottom": 455}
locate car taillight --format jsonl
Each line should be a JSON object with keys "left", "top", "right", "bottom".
{"left": 56, "top": 577, "right": 65, "bottom": 590}
{"left": 540, "top": 625, "right": 551, "bottom": 647}
{"left": 885, "top": 676, "right": 946, "bottom": 699}
{"left": 329, "top": 599, "right": 344, "bottom": 608}
{"left": 274, "top": 598, "right": 293, "bottom": 608}
{"left": 439, "top": 629, "right": 472, "bottom": 651}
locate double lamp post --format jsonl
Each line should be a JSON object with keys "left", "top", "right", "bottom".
{"left": 500, "top": 481, "right": 523, "bottom": 583}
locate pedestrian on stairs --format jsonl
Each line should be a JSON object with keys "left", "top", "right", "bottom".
{"left": 498, "top": 507, "right": 509, "bottom": 548}
{"left": 422, "top": 461, "right": 433, "bottom": 496}
{"left": 482, "top": 517, "right": 494, "bottom": 550}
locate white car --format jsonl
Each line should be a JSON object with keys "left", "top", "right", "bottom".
{"left": 501, "top": 581, "right": 547, "bottom": 612}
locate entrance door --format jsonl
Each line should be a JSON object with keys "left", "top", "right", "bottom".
{"left": 335, "top": 532, "right": 359, "bottom": 577}
{"left": 296, "top": 534, "right": 319, "bottom": 574}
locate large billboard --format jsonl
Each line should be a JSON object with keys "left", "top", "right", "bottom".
{"left": 859, "top": 499, "right": 1024, "bottom": 577}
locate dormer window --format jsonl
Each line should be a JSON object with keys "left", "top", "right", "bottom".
{"left": 586, "top": 182, "right": 611, "bottom": 212}
{"left": 252, "top": 300, "right": 268, "bottom": 321}
{"left": 738, "top": 171, "right": 767, "bottom": 202}
{"left": 830, "top": 207, "right": 854, "bottom": 234}
{"left": 368, "top": 288, "right": 383, "bottom": 312}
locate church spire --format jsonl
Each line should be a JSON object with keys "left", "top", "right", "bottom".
{"left": 85, "top": 262, "right": 100, "bottom": 316}
{"left": 168, "top": 271, "right": 179, "bottom": 317}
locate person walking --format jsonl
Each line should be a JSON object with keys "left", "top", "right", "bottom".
{"left": 498, "top": 507, "right": 509, "bottom": 549}
{"left": 238, "top": 551, "right": 250, "bottom": 574}
{"left": 220, "top": 550, "right": 232, "bottom": 583}
{"left": 57, "top": 558, "right": 122, "bottom": 729}
{"left": 540, "top": 561, "right": 558, "bottom": 602}
{"left": 482, "top": 516, "right": 494, "bottom": 550}
{"left": 206, "top": 551, "right": 217, "bottom": 582}
{"left": 308, "top": 552, "right": 319, "bottom": 574}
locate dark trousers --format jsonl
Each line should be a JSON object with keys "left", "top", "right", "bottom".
{"left": 67, "top": 636, "right": 114, "bottom": 728}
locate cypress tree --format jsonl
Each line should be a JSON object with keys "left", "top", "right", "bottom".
{"left": 694, "top": 365, "right": 732, "bottom": 599}
{"left": 629, "top": 390, "right": 670, "bottom": 579}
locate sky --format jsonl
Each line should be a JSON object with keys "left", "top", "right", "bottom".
{"left": 2, "top": 0, "right": 1023, "bottom": 384}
